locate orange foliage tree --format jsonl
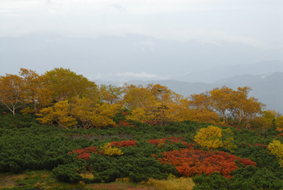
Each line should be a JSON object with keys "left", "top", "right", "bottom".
{"left": 0, "top": 74, "right": 24, "bottom": 115}
{"left": 19, "top": 68, "right": 53, "bottom": 114}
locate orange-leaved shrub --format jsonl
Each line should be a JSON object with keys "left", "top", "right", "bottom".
{"left": 157, "top": 147, "right": 256, "bottom": 178}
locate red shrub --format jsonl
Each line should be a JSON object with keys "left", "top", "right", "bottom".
{"left": 111, "top": 140, "right": 137, "bottom": 147}
{"left": 113, "top": 121, "right": 135, "bottom": 128}
{"left": 71, "top": 146, "right": 98, "bottom": 160}
{"left": 157, "top": 148, "right": 256, "bottom": 178}
{"left": 122, "top": 112, "right": 129, "bottom": 116}
{"left": 145, "top": 120, "right": 159, "bottom": 126}
{"left": 77, "top": 153, "right": 91, "bottom": 160}
{"left": 147, "top": 139, "right": 166, "bottom": 146}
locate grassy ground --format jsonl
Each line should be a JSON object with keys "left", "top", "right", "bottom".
{"left": 0, "top": 171, "right": 195, "bottom": 190}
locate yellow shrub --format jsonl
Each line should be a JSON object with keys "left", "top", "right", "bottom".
{"left": 194, "top": 125, "right": 236, "bottom": 150}
{"left": 268, "top": 139, "right": 283, "bottom": 166}
{"left": 100, "top": 143, "right": 123, "bottom": 156}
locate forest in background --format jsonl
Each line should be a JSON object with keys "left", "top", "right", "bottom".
{"left": 1, "top": 68, "right": 283, "bottom": 189}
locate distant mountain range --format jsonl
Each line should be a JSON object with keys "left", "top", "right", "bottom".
{"left": 1, "top": 34, "right": 282, "bottom": 112}
{"left": 95, "top": 72, "right": 283, "bottom": 113}
{"left": 176, "top": 60, "right": 283, "bottom": 83}
{"left": 1, "top": 34, "right": 283, "bottom": 81}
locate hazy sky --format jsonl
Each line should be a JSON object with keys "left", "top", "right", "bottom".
{"left": 1, "top": 0, "right": 282, "bottom": 49}
{"left": 0, "top": 0, "right": 283, "bottom": 82}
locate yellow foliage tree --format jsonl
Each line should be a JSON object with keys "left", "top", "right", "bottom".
{"left": 86, "top": 101, "right": 119, "bottom": 129}
{"left": 260, "top": 110, "right": 278, "bottom": 138}
{"left": 209, "top": 86, "right": 233, "bottom": 124}
{"left": 0, "top": 74, "right": 24, "bottom": 115}
{"left": 177, "top": 98, "right": 220, "bottom": 124}
{"left": 231, "top": 87, "right": 263, "bottom": 128}
{"left": 194, "top": 125, "right": 236, "bottom": 150}
{"left": 37, "top": 98, "right": 118, "bottom": 129}
{"left": 43, "top": 68, "right": 98, "bottom": 102}
{"left": 123, "top": 83, "right": 189, "bottom": 125}
{"left": 276, "top": 115, "right": 283, "bottom": 130}
{"left": 123, "top": 84, "right": 159, "bottom": 123}
{"left": 268, "top": 139, "right": 283, "bottom": 167}
{"left": 19, "top": 68, "right": 53, "bottom": 114}
{"left": 37, "top": 100, "right": 77, "bottom": 128}
{"left": 189, "top": 92, "right": 211, "bottom": 111}
{"left": 99, "top": 84, "right": 122, "bottom": 104}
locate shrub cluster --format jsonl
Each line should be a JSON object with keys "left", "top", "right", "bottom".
{"left": 1, "top": 113, "right": 283, "bottom": 189}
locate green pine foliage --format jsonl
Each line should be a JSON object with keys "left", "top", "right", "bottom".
{"left": 1, "top": 112, "right": 283, "bottom": 188}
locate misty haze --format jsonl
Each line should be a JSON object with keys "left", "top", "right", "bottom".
{"left": 1, "top": 0, "right": 283, "bottom": 189}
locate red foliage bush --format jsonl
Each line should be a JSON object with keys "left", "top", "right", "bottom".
{"left": 122, "top": 112, "right": 129, "bottom": 116}
{"left": 157, "top": 148, "right": 256, "bottom": 178}
{"left": 113, "top": 121, "right": 135, "bottom": 128}
{"left": 144, "top": 120, "right": 159, "bottom": 126}
{"left": 147, "top": 139, "right": 166, "bottom": 146}
{"left": 254, "top": 143, "right": 268, "bottom": 149}
{"left": 111, "top": 140, "right": 137, "bottom": 147}
{"left": 70, "top": 140, "right": 137, "bottom": 161}
{"left": 276, "top": 132, "right": 283, "bottom": 138}
{"left": 70, "top": 146, "right": 98, "bottom": 160}
{"left": 77, "top": 153, "right": 91, "bottom": 160}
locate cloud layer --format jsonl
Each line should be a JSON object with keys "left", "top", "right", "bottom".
{"left": 0, "top": 0, "right": 282, "bottom": 48}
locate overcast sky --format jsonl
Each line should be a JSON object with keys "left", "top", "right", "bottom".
{"left": 0, "top": 0, "right": 283, "bottom": 81}
{"left": 1, "top": 0, "right": 282, "bottom": 48}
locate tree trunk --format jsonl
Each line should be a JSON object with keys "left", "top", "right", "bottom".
{"left": 33, "top": 99, "right": 37, "bottom": 114}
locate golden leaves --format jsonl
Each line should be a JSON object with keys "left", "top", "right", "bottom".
{"left": 37, "top": 98, "right": 119, "bottom": 129}
{"left": 268, "top": 140, "right": 283, "bottom": 167}
{"left": 194, "top": 126, "right": 236, "bottom": 151}
{"left": 0, "top": 74, "right": 24, "bottom": 115}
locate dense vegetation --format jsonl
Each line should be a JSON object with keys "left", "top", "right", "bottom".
{"left": 1, "top": 68, "right": 283, "bottom": 189}
{"left": 1, "top": 111, "right": 283, "bottom": 189}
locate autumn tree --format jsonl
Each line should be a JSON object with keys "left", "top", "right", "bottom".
{"left": 122, "top": 84, "right": 155, "bottom": 110}
{"left": 186, "top": 92, "right": 220, "bottom": 124}
{"left": 37, "top": 97, "right": 119, "bottom": 129}
{"left": 70, "top": 97, "right": 119, "bottom": 129}
{"left": 253, "top": 109, "right": 278, "bottom": 138}
{"left": 260, "top": 109, "right": 278, "bottom": 129}
{"left": 19, "top": 68, "right": 53, "bottom": 114}
{"left": 37, "top": 100, "right": 77, "bottom": 128}
{"left": 0, "top": 74, "right": 24, "bottom": 115}
{"left": 123, "top": 84, "right": 159, "bottom": 123}
{"left": 147, "top": 84, "right": 174, "bottom": 125}
{"left": 276, "top": 115, "right": 283, "bottom": 129}
{"left": 186, "top": 109, "right": 220, "bottom": 124}
{"left": 99, "top": 84, "right": 122, "bottom": 104}
{"left": 209, "top": 86, "right": 233, "bottom": 124}
{"left": 123, "top": 83, "right": 189, "bottom": 125}
{"left": 43, "top": 68, "right": 98, "bottom": 102}
{"left": 188, "top": 86, "right": 264, "bottom": 127}
{"left": 188, "top": 92, "right": 211, "bottom": 111}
